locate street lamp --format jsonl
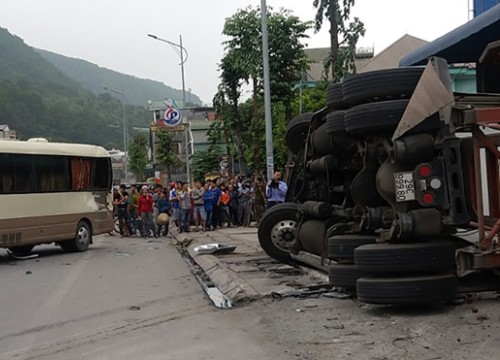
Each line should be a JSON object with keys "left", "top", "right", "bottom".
{"left": 148, "top": 33, "right": 191, "bottom": 185}
{"left": 104, "top": 86, "right": 129, "bottom": 182}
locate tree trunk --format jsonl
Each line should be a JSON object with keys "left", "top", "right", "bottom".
{"left": 230, "top": 97, "right": 246, "bottom": 176}
{"left": 252, "top": 77, "right": 261, "bottom": 172}
{"left": 329, "top": 2, "right": 339, "bottom": 82}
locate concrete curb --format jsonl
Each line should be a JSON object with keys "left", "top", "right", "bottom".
{"left": 186, "top": 242, "right": 260, "bottom": 303}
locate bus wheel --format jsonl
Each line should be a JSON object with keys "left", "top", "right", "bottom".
{"left": 60, "top": 221, "right": 91, "bottom": 252}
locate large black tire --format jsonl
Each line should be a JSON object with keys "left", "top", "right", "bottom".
{"left": 8, "top": 245, "right": 35, "bottom": 256}
{"left": 60, "top": 221, "right": 92, "bottom": 252}
{"left": 329, "top": 264, "right": 368, "bottom": 290}
{"left": 357, "top": 274, "right": 457, "bottom": 305}
{"left": 342, "top": 67, "right": 424, "bottom": 106}
{"left": 325, "top": 110, "right": 346, "bottom": 135}
{"left": 344, "top": 99, "right": 408, "bottom": 136}
{"left": 327, "top": 235, "right": 377, "bottom": 262}
{"left": 286, "top": 113, "right": 314, "bottom": 154}
{"left": 258, "top": 203, "right": 299, "bottom": 262}
{"left": 354, "top": 241, "right": 455, "bottom": 275}
{"left": 326, "top": 83, "right": 346, "bottom": 110}
{"left": 310, "top": 123, "right": 335, "bottom": 155}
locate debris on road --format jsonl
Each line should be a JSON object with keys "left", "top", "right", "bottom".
{"left": 6, "top": 249, "right": 39, "bottom": 260}
{"left": 128, "top": 305, "right": 141, "bottom": 311}
{"left": 271, "top": 287, "right": 332, "bottom": 299}
{"left": 193, "top": 243, "right": 237, "bottom": 255}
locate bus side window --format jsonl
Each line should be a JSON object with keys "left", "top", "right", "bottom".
{"left": 0, "top": 154, "right": 13, "bottom": 193}
{"left": 12, "top": 155, "right": 33, "bottom": 193}
{"left": 35, "top": 156, "right": 69, "bottom": 192}
{"left": 71, "top": 158, "right": 92, "bottom": 190}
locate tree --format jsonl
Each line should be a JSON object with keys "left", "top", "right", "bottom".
{"left": 313, "top": 0, "right": 365, "bottom": 82}
{"left": 155, "top": 128, "right": 181, "bottom": 184}
{"left": 128, "top": 133, "right": 148, "bottom": 181}
{"left": 192, "top": 120, "right": 225, "bottom": 181}
{"left": 217, "top": 6, "right": 311, "bottom": 173}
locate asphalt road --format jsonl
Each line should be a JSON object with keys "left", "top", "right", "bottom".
{"left": 0, "top": 234, "right": 287, "bottom": 360}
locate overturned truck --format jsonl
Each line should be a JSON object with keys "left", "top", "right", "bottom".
{"left": 258, "top": 56, "right": 500, "bottom": 305}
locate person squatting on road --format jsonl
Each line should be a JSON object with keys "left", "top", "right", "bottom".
{"left": 191, "top": 180, "right": 206, "bottom": 231}
{"left": 114, "top": 184, "right": 133, "bottom": 237}
{"left": 156, "top": 189, "right": 172, "bottom": 237}
{"left": 265, "top": 170, "right": 288, "bottom": 209}
{"left": 152, "top": 184, "right": 163, "bottom": 230}
{"left": 138, "top": 185, "right": 157, "bottom": 238}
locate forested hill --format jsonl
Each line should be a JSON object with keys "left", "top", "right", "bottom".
{"left": 0, "top": 27, "right": 150, "bottom": 148}
{"left": 37, "top": 49, "right": 203, "bottom": 107}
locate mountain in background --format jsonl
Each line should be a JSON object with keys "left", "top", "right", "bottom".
{"left": 37, "top": 49, "right": 203, "bottom": 107}
{"left": 0, "top": 27, "right": 151, "bottom": 148}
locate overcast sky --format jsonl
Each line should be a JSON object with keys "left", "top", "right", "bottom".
{"left": 0, "top": 0, "right": 471, "bottom": 105}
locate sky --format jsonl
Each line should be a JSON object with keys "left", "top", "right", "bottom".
{"left": 0, "top": 0, "right": 472, "bottom": 105}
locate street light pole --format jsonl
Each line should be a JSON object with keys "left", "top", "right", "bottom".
{"left": 148, "top": 33, "right": 191, "bottom": 185}
{"left": 104, "top": 86, "right": 128, "bottom": 182}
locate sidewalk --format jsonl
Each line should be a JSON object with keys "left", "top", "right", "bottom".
{"left": 172, "top": 225, "right": 328, "bottom": 305}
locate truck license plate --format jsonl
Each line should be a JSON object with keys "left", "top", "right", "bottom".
{"left": 394, "top": 172, "right": 415, "bottom": 202}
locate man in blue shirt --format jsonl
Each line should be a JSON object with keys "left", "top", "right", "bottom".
{"left": 265, "top": 171, "right": 288, "bottom": 209}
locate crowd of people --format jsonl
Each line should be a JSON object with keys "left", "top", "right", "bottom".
{"left": 112, "top": 171, "right": 288, "bottom": 238}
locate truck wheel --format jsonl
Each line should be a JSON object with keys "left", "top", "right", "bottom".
{"left": 258, "top": 203, "right": 299, "bottom": 262}
{"left": 60, "top": 221, "right": 92, "bottom": 252}
{"left": 325, "top": 110, "right": 346, "bottom": 135}
{"left": 357, "top": 274, "right": 457, "bottom": 305}
{"left": 354, "top": 241, "right": 455, "bottom": 275}
{"left": 286, "top": 113, "right": 314, "bottom": 154}
{"left": 326, "top": 83, "right": 346, "bottom": 110}
{"left": 342, "top": 67, "right": 424, "bottom": 106}
{"left": 327, "top": 235, "right": 377, "bottom": 262}
{"left": 344, "top": 99, "right": 408, "bottom": 135}
{"left": 329, "top": 264, "right": 368, "bottom": 290}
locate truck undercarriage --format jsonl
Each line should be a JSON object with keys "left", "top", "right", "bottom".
{"left": 258, "top": 56, "right": 500, "bottom": 305}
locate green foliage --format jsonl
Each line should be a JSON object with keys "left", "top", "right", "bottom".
{"left": 192, "top": 120, "right": 225, "bottom": 181}
{"left": 129, "top": 134, "right": 148, "bottom": 181}
{"left": 192, "top": 148, "right": 221, "bottom": 182}
{"left": 312, "top": 0, "right": 365, "bottom": 81}
{"left": 155, "top": 128, "right": 181, "bottom": 181}
{"left": 216, "top": 6, "right": 311, "bottom": 173}
{"left": 291, "top": 81, "right": 328, "bottom": 114}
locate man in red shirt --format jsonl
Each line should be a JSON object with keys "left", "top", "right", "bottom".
{"left": 138, "top": 186, "right": 157, "bottom": 238}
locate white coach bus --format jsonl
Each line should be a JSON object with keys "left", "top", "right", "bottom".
{"left": 0, "top": 139, "right": 114, "bottom": 255}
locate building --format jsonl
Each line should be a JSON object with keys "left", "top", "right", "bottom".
{"left": 304, "top": 34, "right": 429, "bottom": 81}
{"left": 304, "top": 34, "right": 476, "bottom": 91}
{"left": 0, "top": 124, "right": 17, "bottom": 140}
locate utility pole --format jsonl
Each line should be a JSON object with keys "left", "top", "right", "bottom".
{"left": 261, "top": 0, "right": 274, "bottom": 181}
{"left": 148, "top": 33, "right": 191, "bottom": 186}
